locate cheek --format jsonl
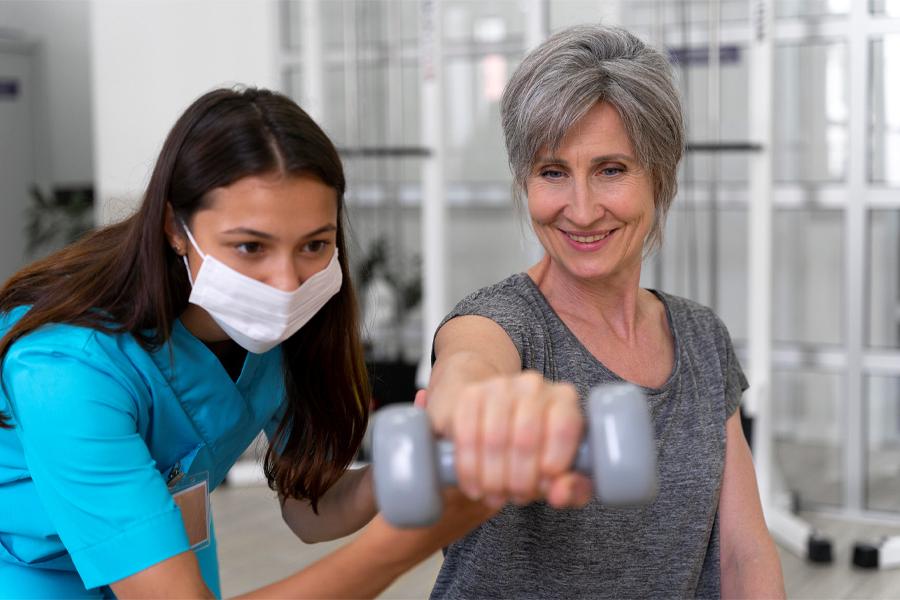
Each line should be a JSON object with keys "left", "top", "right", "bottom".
{"left": 296, "top": 253, "right": 333, "bottom": 284}
{"left": 527, "top": 188, "right": 564, "bottom": 226}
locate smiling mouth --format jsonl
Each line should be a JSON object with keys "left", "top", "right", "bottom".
{"left": 563, "top": 230, "right": 614, "bottom": 243}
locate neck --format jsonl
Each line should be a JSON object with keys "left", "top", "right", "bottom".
{"left": 179, "top": 305, "right": 230, "bottom": 343}
{"left": 528, "top": 255, "right": 649, "bottom": 343}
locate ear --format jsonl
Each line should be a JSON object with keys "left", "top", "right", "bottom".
{"left": 164, "top": 204, "right": 186, "bottom": 255}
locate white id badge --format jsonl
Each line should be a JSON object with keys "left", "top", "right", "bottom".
{"left": 170, "top": 472, "right": 211, "bottom": 552}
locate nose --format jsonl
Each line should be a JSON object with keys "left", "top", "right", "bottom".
{"left": 567, "top": 178, "right": 606, "bottom": 226}
{"left": 270, "top": 258, "right": 303, "bottom": 292}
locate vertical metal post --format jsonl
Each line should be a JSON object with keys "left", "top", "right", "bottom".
{"left": 417, "top": 0, "right": 446, "bottom": 386}
{"left": 845, "top": 0, "right": 868, "bottom": 513}
{"left": 747, "top": 0, "right": 774, "bottom": 508}
{"left": 707, "top": 0, "right": 721, "bottom": 312}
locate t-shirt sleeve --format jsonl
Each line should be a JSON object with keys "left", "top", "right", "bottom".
{"left": 3, "top": 345, "right": 190, "bottom": 589}
{"left": 432, "top": 281, "right": 539, "bottom": 369}
{"left": 719, "top": 319, "right": 749, "bottom": 419}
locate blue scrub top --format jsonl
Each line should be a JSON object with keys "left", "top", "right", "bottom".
{"left": 0, "top": 306, "right": 286, "bottom": 598}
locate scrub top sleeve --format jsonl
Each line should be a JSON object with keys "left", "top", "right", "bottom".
{"left": 4, "top": 348, "right": 190, "bottom": 589}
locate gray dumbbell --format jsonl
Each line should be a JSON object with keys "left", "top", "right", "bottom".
{"left": 371, "top": 382, "right": 658, "bottom": 528}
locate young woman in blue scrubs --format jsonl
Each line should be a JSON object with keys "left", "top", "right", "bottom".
{"left": 0, "top": 88, "right": 491, "bottom": 598}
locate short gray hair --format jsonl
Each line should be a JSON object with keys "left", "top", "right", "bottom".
{"left": 501, "top": 24, "right": 684, "bottom": 253}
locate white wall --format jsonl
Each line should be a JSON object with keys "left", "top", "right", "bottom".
{"left": 0, "top": 0, "right": 93, "bottom": 187}
{"left": 90, "top": 0, "right": 281, "bottom": 223}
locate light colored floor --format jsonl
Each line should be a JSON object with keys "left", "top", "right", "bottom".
{"left": 212, "top": 484, "right": 900, "bottom": 599}
{"left": 212, "top": 484, "right": 442, "bottom": 599}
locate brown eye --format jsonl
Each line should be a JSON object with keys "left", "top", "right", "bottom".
{"left": 303, "top": 240, "right": 329, "bottom": 253}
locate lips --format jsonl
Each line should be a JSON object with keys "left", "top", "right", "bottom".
{"left": 563, "top": 229, "right": 614, "bottom": 243}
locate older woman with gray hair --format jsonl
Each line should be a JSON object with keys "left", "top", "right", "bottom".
{"left": 424, "top": 24, "right": 785, "bottom": 598}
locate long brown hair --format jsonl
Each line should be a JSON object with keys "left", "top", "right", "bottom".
{"left": 0, "top": 88, "right": 369, "bottom": 511}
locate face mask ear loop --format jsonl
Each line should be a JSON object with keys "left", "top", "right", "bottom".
{"left": 179, "top": 219, "right": 205, "bottom": 287}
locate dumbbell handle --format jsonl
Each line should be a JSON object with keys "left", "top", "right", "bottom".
{"left": 432, "top": 438, "right": 593, "bottom": 487}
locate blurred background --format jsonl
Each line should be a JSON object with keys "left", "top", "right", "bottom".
{"left": 1, "top": 0, "right": 900, "bottom": 596}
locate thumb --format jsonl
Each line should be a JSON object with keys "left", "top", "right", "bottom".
{"left": 414, "top": 389, "right": 428, "bottom": 409}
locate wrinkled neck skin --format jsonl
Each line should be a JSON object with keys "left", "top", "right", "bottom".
{"left": 527, "top": 253, "right": 654, "bottom": 345}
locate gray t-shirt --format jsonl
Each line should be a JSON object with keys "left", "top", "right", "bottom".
{"left": 430, "top": 273, "right": 747, "bottom": 600}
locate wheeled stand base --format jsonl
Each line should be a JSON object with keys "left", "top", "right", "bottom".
{"left": 767, "top": 505, "right": 834, "bottom": 564}
{"left": 852, "top": 537, "right": 900, "bottom": 569}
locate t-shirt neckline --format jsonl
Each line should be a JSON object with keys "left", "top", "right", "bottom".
{"left": 517, "top": 272, "right": 681, "bottom": 397}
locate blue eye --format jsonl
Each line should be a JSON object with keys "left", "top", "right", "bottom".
{"left": 540, "top": 168, "right": 565, "bottom": 179}
{"left": 599, "top": 166, "right": 624, "bottom": 176}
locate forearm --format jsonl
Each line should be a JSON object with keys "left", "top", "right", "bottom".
{"left": 281, "top": 466, "right": 376, "bottom": 543}
{"left": 233, "top": 519, "right": 418, "bottom": 599}
{"left": 721, "top": 536, "right": 785, "bottom": 599}
{"left": 239, "top": 492, "right": 494, "bottom": 600}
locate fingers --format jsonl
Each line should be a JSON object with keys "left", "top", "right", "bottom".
{"left": 453, "top": 386, "right": 484, "bottom": 500}
{"left": 450, "top": 372, "right": 585, "bottom": 509}
{"left": 480, "top": 381, "right": 512, "bottom": 507}
{"left": 506, "top": 375, "right": 548, "bottom": 504}
{"left": 413, "top": 389, "right": 428, "bottom": 408}
{"left": 546, "top": 473, "right": 593, "bottom": 509}
{"left": 540, "top": 382, "right": 583, "bottom": 477}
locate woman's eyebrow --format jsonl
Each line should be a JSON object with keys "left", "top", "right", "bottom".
{"left": 221, "top": 227, "right": 276, "bottom": 239}
{"left": 534, "top": 153, "right": 635, "bottom": 166}
{"left": 221, "top": 224, "right": 338, "bottom": 239}
{"left": 300, "top": 224, "right": 338, "bottom": 238}
{"left": 590, "top": 153, "right": 635, "bottom": 164}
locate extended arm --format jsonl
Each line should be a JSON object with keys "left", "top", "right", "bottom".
{"left": 428, "top": 315, "right": 591, "bottom": 508}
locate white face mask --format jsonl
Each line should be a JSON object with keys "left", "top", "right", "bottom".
{"left": 180, "top": 222, "right": 343, "bottom": 354}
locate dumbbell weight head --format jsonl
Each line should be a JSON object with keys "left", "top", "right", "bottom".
{"left": 585, "top": 382, "right": 658, "bottom": 506}
{"left": 371, "top": 406, "right": 445, "bottom": 527}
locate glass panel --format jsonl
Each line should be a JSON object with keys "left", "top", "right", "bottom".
{"left": 777, "top": 0, "right": 850, "bottom": 18}
{"left": 443, "top": 53, "right": 522, "bottom": 185}
{"left": 872, "top": 0, "right": 900, "bottom": 16}
{"left": 775, "top": 41, "right": 848, "bottom": 183}
{"left": 283, "top": 66, "right": 302, "bottom": 107}
{"left": 866, "top": 376, "right": 900, "bottom": 513}
{"left": 317, "top": 1, "right": 418, "bottom": 54}
{"left": 870, "top": 36, "right": 900, "bottom": 185}
{"left": 282, "top": 1, "right": 301, "bottom": 51}
{"left": 439, "top": 3, "right": 527, "bottom": 185}
{"left": 773, "top": 209, "right": 844, "bottom": 345}
{"left": 716, "top": 206, "right": 749, "bottom": 341}
{"left": 443, "top": 0, "right": 525, "bottom": 44}
{"left": 653, "top": 203, "right": 748, "bottom": 341}
{"left": 774, "top": 369, "right": 844, "bottom": 508}
{"left": 550, "top": 0, "right": 619, "bottom": 30}
{"left": 656, "top": 205, "right": 719, "bottom": 316}
{"left": 869, "top": 210, "right": 900, "bottom": 348}
{"left": 674, "top": 43, "right": 752, "bottom": 185}
{"left": 618, "top": 0, "right": 751, "bottom": 31}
